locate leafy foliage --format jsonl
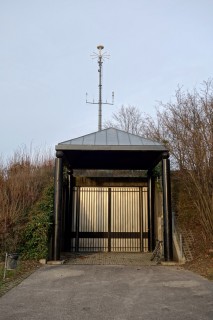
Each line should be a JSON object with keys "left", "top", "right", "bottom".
{"left": 20, "top": 181, "right": 54, "bottom": 260}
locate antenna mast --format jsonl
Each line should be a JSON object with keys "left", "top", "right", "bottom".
{"left": 86, "top": 45, "right": 114, "bottom": 131}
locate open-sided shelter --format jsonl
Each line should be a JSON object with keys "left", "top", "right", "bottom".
{"left": 53, "top": 128, "right": 173, "bottom": 261}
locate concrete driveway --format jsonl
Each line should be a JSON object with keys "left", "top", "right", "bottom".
{"left": 0, "top": 265, "right": 213, "bottom": 320}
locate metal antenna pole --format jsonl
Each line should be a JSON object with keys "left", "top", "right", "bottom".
{"left": 98, "top": 45, "right": 103, "bottom": 131}
{"left": 86, "top": 45, "right": 114, "bottom": 131}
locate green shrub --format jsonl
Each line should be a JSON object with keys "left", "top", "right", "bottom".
{"left": 20, "top": 181, "right": 54, "bottom": 260}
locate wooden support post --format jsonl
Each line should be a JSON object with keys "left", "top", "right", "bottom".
{"left": 64, "top": 169, "right": 73, "bottom": 252}
{"left": 75, "top": 187, "right": 80, "bottom": 252}
{"left": 148, "top": 171, "right": 155, "bottom": 251}
{"left": 108, "top": 188, "right": 111, "bottom": 252}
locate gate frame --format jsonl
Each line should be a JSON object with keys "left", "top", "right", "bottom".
{"left": 70, "top": 186, "right": 148, "bottom": 253}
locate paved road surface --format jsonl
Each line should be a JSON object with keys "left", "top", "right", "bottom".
{"left": 0, "top": 265, "right": 213, "bottom": 320}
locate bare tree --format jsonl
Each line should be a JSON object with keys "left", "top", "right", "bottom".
{"left": 104, "top": 105, "right": 148, "bottom": 136}
{"left": 149, "top": 81, "right": 213, "bottom": 238}
{"left": 0, "top": 147, "right": 54, "bottom": 253}
{"left": 104, "top": 83, "right": 213, "bottom": 239}
{"left": 105, "top": 80, "right": 213, "bottom": 238}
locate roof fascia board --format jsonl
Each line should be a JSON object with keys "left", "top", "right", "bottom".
{"left": 55, "top": 144, "right": 167, "bottom": 151}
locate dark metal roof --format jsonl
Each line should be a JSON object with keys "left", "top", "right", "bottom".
{"left": 56, "top": 128, "right": 167, "bottom": 151}
{"left": 55, "top": 128, "right": 168, "bottom": 170}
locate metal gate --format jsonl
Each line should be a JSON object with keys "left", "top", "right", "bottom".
{"left": 71, "top": 187, "right": 148, "bottom": 252}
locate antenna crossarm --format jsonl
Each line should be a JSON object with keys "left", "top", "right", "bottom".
{"left": 86, "top": 101, "right": 113, "bottom": 105}
{"left": 86, "top": 101, "right": 99, "bottom": 105}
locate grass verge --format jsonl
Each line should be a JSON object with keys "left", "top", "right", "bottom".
{"left": 0, "top": 260, "right": 40, "bottom": 297}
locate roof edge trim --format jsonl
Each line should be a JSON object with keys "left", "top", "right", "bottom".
{"left": 55, "top": 144, "right": 167, "bottom": 151}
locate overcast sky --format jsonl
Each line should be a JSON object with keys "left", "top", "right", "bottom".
{"left": 0, "top": 0, "right": 213, "bottom": 158}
